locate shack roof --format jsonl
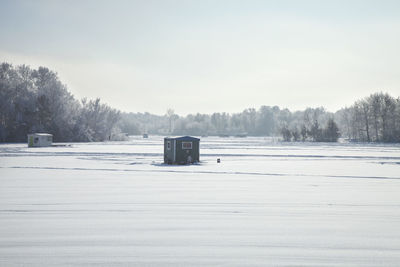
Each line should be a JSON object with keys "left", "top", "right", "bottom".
{"left": 28, "top": 133, "right": 53, "bottom": 136}
{"left": 164, "top": 136, "right": 200, "bottom": 141}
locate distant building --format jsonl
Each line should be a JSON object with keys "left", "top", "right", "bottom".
{"left": 164, "top": 136, "right": 200, "bottom": 164}
{"left": 234, "top": 133, "right": 247, "bottom": 138}
{"left": 28, "top": 133, "right": 53, "bottom": 147}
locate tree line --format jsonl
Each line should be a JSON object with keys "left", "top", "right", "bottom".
{"left": 1, "top": 62, "right": 399, "bottom": 143}
{"left": 336, "top": 93, "right": 400, "bottom": 142}
{"left": 0, "top": 63, "right": 121, "bottom": 142}
{"left": 121, "top": 93, "right": 399, "bottom": 143}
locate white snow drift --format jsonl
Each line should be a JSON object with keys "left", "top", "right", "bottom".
{"left": 1, "top": 136, "right": 400, "bottom": 266}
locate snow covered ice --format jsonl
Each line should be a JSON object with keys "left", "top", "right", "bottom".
{"left": 1, "top": 136, "right": 400, "bottom": 266}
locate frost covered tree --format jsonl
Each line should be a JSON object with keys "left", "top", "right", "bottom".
{"left": 0, "top": 63, "right": 121, "bottom": 142}
{"left": 337, "top": 92, "right": 400, "bottom": 142}
{"left": 166, "top": 109, "right": 175, "bottom": 134}
{"left": 323, "top": 118, "right": 340, "bottom": 142}
{"left": 280, "top": 125, "right": 292, "bottom": 141}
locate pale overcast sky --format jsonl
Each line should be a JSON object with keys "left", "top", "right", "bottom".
{"left": 1, "top": 0, "right": 400, "bottom": 115}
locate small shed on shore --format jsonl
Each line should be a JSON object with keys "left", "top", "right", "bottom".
{"left": 164, "top": 136, "right": 200, "bottom": 164}
{"left": 28, "top": 133, "right": 53, "bottom": 147}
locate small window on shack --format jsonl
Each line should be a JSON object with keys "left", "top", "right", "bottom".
{"left": 182, "top": 142, "right": 192, "bottom": 149}
{"left": 34, "top": 137, "right": 39, "bottom": 143}
{"left": 167, "top": 141, "right": 171, "bottom": 150}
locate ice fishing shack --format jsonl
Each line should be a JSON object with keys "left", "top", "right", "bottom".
{"left": 27, "top": 133, "right": 53, "bottom": 147}
{"left": 164, "top": 136, "right": 200, "bottom": 164}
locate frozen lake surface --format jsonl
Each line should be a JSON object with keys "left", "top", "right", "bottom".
{"left": 1, "top": 136, "right": 400, "bottom": 266}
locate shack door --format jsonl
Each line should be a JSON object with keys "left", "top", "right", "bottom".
{"left": 29, "top": 136, "right": 34, "bottom": 147}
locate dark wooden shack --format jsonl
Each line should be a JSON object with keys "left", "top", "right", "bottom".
{"left": 164, "top": 136, "right": 200, "bottom": 164}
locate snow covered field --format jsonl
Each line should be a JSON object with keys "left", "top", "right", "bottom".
{"left": 1, "top": 136, "right": 400, "bottom": 266}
